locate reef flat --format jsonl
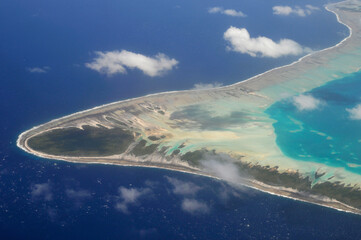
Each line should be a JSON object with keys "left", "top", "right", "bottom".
{"left": 18, "top": 1, "right": 361, "bottom": 214}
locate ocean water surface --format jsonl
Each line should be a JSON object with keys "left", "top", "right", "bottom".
{"left": 1, "top": 0, "right": 361, "bottom": 239}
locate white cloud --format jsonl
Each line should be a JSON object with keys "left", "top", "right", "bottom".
{"left": 223, "top": 9, "right": 246, "bottom": 17}
{"left": 218, "top": 184, "right": 242, "bottom": 201}
{"left": 200, "top": 154, "right": 252, "bottom": 205}
{"left": 292, "top": 94, "right": 323, "bottom": 111}
{"left": 115, "top": 186, "right": 151, "bottom": 213}
{"left": 192, "top": 82, "right": 223, "bottom": 90}
{"left": 209, "top": 7, "right": 246, "bottom": 17}
{"left": 27, "top": 66, "right": 50, "bottom": 73}
{"left": 273, "top": 6, "right": 293, "bottom": 16}
{"left": 224, "top": 26, "right": 309, "bottom": 58}
{"left": 181, "top": 198, "right": 209, "bottom": 214}
{"left": 66, "top": 189, "right": 91, "bottom": 199}
{"left": 305, "top": 5, "right": 320, "bottom": 11}
{"left": 119, "top": 187, "right": 147, "bottom": 203}
{"left": 144, "top": 180, "right": 159, "bottom": 188}
{"left": 201, "top": 158, "right": 243, "bottom": 185}
{"left": 273, "top": 5, "right": 319, "bottom": 17}
{"left": 115, "top": 202, "right": 129, "bottom": 213}
{"left": 165, "top": 176, "right": 201, "bottom": 195}
{"left": 209, "top": 7, "right": 222, "bottom": 13}
{"left": 31, "top": 182, "right": 52, "bottom": 201}
{"left": 347, "top": 104, "right": 361, "bottom": 120}
{"left": 85, "top": 50, "right": 178, "bottom": 77}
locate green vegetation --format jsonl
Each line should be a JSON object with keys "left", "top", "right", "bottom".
{"left": 240, "top": 162, "right": 361, "bottom": 209}
{"left": 148, "top": 135, "right": 165, "bottom": 141}
{"left": 178, "top": 143, "right": 185, "bottom": 148}
{"left": 311, "top": 182, "right": 361, "bottom": 208}
{"left": 158, "top": 110, "right": 165, "bottom": 115}
{"left": 131, "top": 140, "right": 159, "bottom": 156}
{"left": 168, "top": 147, "right": 361, "bottom": 209}
{"left": 171, "top": 149, "right": 180, "bottom": 156}
{"left": 315, "top": 171, "right": 326, "bottom": 179}
{"left": 243, "top": 164, "right": 312, "bottom": 191}
{"left": 28, "top": 126, "right": 134, "bottom": 157}
{"left": 180, "top": 150, "right": 205, "bottom": 166}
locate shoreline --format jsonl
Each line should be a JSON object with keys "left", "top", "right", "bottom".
{"left": 16, "top": 0, "right": 361, "bottom": 216}
{"left": 31, "top": 154, "right": 361, "bottom": 215}
{"left": 16, "top": 2, "right": 351, "bottom": 149}
{"left": 18, "top": 133, "right": 361, "bottom": 215}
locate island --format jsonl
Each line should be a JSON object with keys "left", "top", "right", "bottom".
{"left": 17, "top": 0, "right": 361, "bottom": 214}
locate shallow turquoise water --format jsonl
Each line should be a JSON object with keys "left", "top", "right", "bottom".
{"left": 266, "top": 71, "right": 361, "bottom": 175}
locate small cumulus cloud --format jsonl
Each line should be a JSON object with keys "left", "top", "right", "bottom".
{"left": 85, "top": 50, "right": 178, "bottom": 77}
{"left": 209, "top": 7, "right": 246, "bottom": 17}
{"left": 292, "top": 94, "right": 323, "bottom": 111}
{"left": 192, "top": 82, "right": 223, "bottom": 90}
{"left": 218, "top": 183, "right": 243, "bottom": 201}
{"left": 199, "top": 154, "right": 253, "bottom": 207}
{"left": 181, "top": 198, "right": 209, "bottom": 214}
{"left": 201, "top": 155, "right": 244, "bottom": 185}
{"left": 165, "top": 176, "right": 202, "bottom": 195}
{"left": 273, "top": 5, "right": 319, "bottom": 17}
{"left": 31, "top": 182, "right": 52, "bottom": 201}
{"left": 224, "top": 26, "right": 310, "bottom": 58}
{"left": 115, "top": 186, "right": 151, "bottom": 214}
{"left": 27, "top": 66, "right": 50, "bottom": 73}
{"left": 144, "top": 179, "right": 159, "bottom": 188}
{"left": 305, "top": 5, "right": 320, "bottom": 11}
{"left": 66, "top": 189, "right": 91, "bottom": 200}
{"left": 347, "top": 104, "right": 361, "bottom": 120}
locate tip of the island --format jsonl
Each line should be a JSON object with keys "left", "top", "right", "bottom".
{"left": 17, "top": 0, "right": 361, "bottom": 215}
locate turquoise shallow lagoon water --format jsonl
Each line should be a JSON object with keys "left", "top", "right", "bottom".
{"left": 266, "top": 70, "right": 361, "bottom": 175}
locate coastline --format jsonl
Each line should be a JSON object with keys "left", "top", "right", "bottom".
{"left": 29, "top": 154, "right": 361, "bottom": 215}
{"left": 16, "top": 0, "right": 361, "bottom": 215}
{"left": 16, "top": 1, "right": 352, "bottom": 147}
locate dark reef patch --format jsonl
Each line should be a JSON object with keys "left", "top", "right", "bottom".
{"left": 170, "top": 105, "right": 247, "bottom": 130}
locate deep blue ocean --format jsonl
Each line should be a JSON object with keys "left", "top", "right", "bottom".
{"left": 1, "top": 0, "right": 361, "bottom": 239}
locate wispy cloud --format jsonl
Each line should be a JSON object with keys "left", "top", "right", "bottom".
{"left": 31, "top": 182, "right": 52, "bottom": 201}
{"left": 85, "top": 50, "right": 178, "bottom": 77}
{"left": 209, "top": 7, "right": 246, "bottom": 17}
{"left": 192, "top": 82, "right": 223, "bottom": 90}
{"left": 115, "top": 186, "right": 151, "bottom": 214}
{"left": 27, "top": 66, "right": 50, "bottom": 73}
{"left": 292, "top": 94, "right": 323, "bottom": 111}
{"left": 201, "top": 154, "right": 244, "bottom": 185}
{"left": 273, "top": 5, "right": 319, "bottom": 17}
{"left": 66, "top": 189, "right": 91, "bottom": 200}
{"left": 165, "top": 176, "right": 202, "bottom": 195}
{"left": 181, "top": 198, "right": 209, "bottom": 214}
{"left": 347, "top": 104, "right": 361, "bottom": 120}
{"left": 144, "top": 180, "right": 159, "bottom": 188}
{"left": 224, "top": 26, "right": 309, "bottom": 58}
{"left": 218, "top": 182, "right": 243, "bottom": 201}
